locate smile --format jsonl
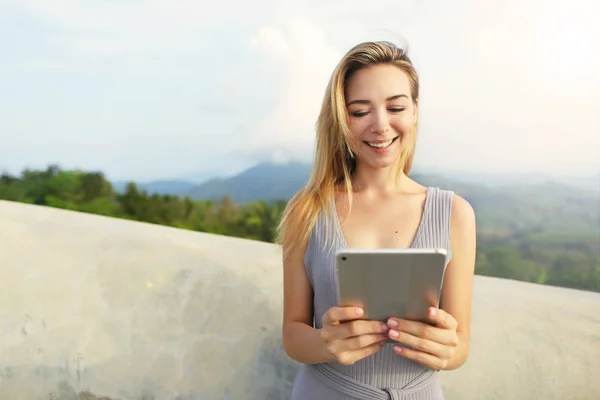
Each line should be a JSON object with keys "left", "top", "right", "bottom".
{"left": 365, "top": 137, "right": 397, "bottom": 149}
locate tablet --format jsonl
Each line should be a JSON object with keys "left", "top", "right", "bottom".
{"left": 335, "top": 248, "right": 448, "bottom": 333}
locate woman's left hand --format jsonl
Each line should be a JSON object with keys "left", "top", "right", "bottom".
{"left": 386, "top": 307, "right": 459, "bottom": 370}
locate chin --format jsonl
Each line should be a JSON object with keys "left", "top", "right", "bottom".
{"left": 358, "top": 151, "right": 402, "bottom": 170}
{"left": 357, "top": 155, "right": 401, "bottom": 170}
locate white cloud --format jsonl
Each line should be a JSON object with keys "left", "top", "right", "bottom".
{"left": 233, "top": 17, "right": 343, "bottom": 163}
{"left": 6, "top": 0, "right": 277, "bottom": 57}
{"left": 292, "top": 0, "right": 600, "bottom": 173}
{"left": 249, "top": 27, "right": 292, "bottom": 59}
{"left": 1, "top": 0, "right": 598, "bottom": 179}
{"left": 11, "top": 0, "right": 262, "bottom": 31}
{"left": 234, "top": 3, "right": 600, "bottom": 172}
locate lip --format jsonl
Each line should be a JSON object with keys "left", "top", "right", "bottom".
{"left": 364, "top": 138, "right": 397, "bottom": 144}
{"left": 363, "top": 137, "right": 398, "bottom": 152}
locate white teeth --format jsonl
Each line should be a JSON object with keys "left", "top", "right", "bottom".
{"left": 367, "top": 139, "right": 394, "bottom": 148}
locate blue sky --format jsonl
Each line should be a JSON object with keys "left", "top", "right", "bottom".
{"left": 1, "top": 0, "right": 598, "bottom": 181}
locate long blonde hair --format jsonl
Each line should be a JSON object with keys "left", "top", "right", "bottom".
{"left": 276, "top": 40, "right": 420, "bottom": 260}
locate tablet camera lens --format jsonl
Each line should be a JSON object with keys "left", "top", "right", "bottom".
{"left": 342, "top": 256, "right": 347, "bottom": 261}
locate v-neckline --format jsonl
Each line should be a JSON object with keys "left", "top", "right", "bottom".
{"left": 331, "top": 187, "right": 432, "bottom": 250}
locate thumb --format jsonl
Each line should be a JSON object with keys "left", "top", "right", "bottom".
{"left": 427, "top": 307, "right": 458, "bottom": 330}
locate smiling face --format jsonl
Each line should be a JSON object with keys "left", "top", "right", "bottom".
{"left": 344, "top": 63, "right": 418, "bottom": 171}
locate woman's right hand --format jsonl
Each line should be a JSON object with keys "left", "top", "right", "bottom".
{"left": 320, "top": 306, "right": 389, "bottom": 365}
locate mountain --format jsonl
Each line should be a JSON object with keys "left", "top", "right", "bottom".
{"left": 185, "top": 161, "right": 600, "bottom": 237}
{"left": 110, "top": 162, "right": 599, "bottom": 238}
{"left": 110, "top": 166, "right": 231, "bottom": 196}
{"left": 186, "top": 161, "right": 313, "bottom": 203}
{"left": 184, "top": 161, "right": 485, "bottom": 203}
{"left": 113, "top": 179, "right": 197, "bottom": 196}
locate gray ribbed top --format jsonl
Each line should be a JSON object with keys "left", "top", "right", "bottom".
{"left": 303, "top": 186, "right": 454, "bottom": 390}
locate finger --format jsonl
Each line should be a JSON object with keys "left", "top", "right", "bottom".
{"left": 394, "top": 345, "right": 447, "bottom": 370}
{"left": 387, "top": 318, "right": 456, "bottom": 346}
{"left": 323, "top": 306, "right": 364, "bottom": 326}
{"left": 387, "top": 329, "right": 452, "bottom": 359}
{"left": 341, "top": 319, "right": 389, "bottom": 339}
{"left": 340, "top": 333, "right": 388, "bottom": 352}
{"left": 426, "top": 307, "right": 458, "bottom": 330}
{"left": 338, "top": 340, "right": 387, "bottom": 366}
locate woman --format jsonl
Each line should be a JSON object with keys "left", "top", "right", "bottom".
{"left": 277, "top": 40, "right": 476, "bottom": 400}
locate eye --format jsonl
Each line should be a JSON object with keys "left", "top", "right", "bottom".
{"left": 351, "top": 111, "right": 369, "bottom": 117}
{"left": 389, "top": 107, "right": 405, "bottom": 113}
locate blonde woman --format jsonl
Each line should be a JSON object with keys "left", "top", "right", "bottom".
{"left": 277, "top": 41, "right": 476, "bottom": 399}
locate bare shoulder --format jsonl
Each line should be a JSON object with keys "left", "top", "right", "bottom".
{"left": 450, "top": 194, "right": 476, "bottom": 230}
{"left": 281, "top": 188, "right": 314, "bottom": 343}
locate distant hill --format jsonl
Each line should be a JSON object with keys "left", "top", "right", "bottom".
{"left": 438, "top": 170, "right": 600, "bottom": 192}
{"left": 186, "top": 161, "right": 313, "bottom": 203}
{"left": 183, "top": 161, "right": 600, "bottom": 237}
{"left": 113, "top": 180, "right": 197, "bottom": 196}
{"left": 110, "top": 161, "right": 599, "bottom": 239}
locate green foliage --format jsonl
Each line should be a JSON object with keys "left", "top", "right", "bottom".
{"left": 1, "top": 165, "right": 598, "bottom": 293}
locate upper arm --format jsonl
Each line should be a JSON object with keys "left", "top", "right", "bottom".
{"left": 281, "top": 194, "right": 314, "bottom": 345}
{"left": 441, "top": 194, "right": 476, "bottom": 339}
{"left": 282, "top": 237, "right": 314, "bottom": 328}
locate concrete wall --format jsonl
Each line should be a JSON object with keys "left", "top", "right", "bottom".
{"left": 1, "top": 200, "right": 598, "bottom": 400}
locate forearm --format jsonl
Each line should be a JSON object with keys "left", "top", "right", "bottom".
{"left": 282, "top": 321, "right": 336, "bottom": 364}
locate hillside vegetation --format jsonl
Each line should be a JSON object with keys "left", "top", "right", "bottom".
{"left": 1, "top": 164, "right": 598, "bottom": 292}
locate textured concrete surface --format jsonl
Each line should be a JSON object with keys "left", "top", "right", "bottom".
{"left": 0, "top": 199, "right": 598, "bottom": 400}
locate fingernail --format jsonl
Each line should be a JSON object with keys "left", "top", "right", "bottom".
{"left": 429, "top": 308, "right": 436, "bottom": 317}
{"left": 389, "top": 329, "right": 399, "bottom": 338}
{"left": 355, "top": 308, "right": 363, "bottom": 315}
{"left": 381, "top": 323, "right": 388, "bottom": 331}
{"left": 395, "top": 345, "right": 403, "bottom": 353}
{"left": 387, "top": 319, "right": 398, "bottom": 327}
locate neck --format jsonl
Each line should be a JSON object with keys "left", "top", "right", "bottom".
{"left": 351, "top": 162, "right": 409, "bottom": 195}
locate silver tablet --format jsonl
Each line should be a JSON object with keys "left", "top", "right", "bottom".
{"left": 335, "top": 248, "right": 448, "bottom": 330}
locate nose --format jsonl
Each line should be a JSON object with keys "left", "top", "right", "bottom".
{"left": 370, "top": 109, "right": 390, "bottom": 134}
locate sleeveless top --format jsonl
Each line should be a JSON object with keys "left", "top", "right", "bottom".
{"left": 303, "top": 186, "right": 454, "bottom": 390}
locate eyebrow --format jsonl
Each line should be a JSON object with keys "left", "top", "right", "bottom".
{"left": 346, "top": 94, "right": 409, "bottom": 106}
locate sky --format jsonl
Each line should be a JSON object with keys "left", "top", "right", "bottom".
{"left": 0, "top": 0, "right": 599, "bottom": 182}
